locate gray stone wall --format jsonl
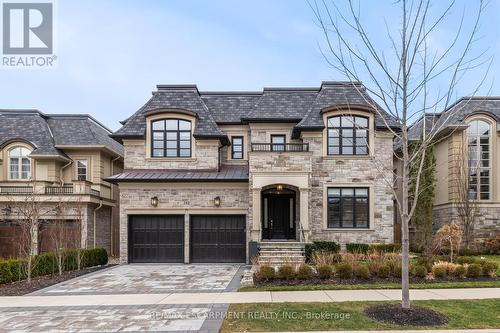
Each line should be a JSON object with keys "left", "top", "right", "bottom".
{"left": 305, "top": 132, "right": 395, "bottom": 246}
{"left": 119, "top": 186, "right": 249, "bottom": 263}
{"left": 249, "top": 152, "right": 312, "bottom": 173}
{"left": 433, "top": 204, "right": 499, "bottom": 241}
{"left": 124, "top": 140, "right": 219, "bottom": 170}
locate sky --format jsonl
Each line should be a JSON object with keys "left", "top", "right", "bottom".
{"left": 1, "top": 0, "right": 500, "bottom": 131}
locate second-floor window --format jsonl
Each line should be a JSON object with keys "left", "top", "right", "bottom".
{"left": 152, "top": 119, "right": 192, "bottom": 158}
{"left": 76, "top": 160, "right": 88, "bottom": 181}
{"left": 271, "top": 135, "right": 286, "bottom": 152}
{"left": 9, "top": 147, "right": 31, "bottom": 180}
{"left": 467, "top": 119, "right": 490, "bottom": 200}
{"left": 327, "top": 115, "right": 368, "bottom": 155}
{"left": 231, "top": 136, "right": 243, "bottom": 159}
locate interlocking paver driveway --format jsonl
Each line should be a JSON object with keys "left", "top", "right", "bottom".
{"left": 34, "top": 264, "right": 243, "bottom": 295}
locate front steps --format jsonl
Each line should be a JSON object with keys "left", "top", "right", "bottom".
{"left": 257, "top": 241, "right": 306, "bottom": 267}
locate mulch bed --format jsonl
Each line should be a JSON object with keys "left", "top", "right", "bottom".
{"left": 364, "top": 304, "right": 448, "bottom": 326}
{"left": 254, "top": 276, "right": 499, "bottom": 287}
{"left": 0, "top": 265, "right": 114, "bottom": 296}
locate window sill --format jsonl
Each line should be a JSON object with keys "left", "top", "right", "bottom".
{"left": 146, "top": 157, "right": 196, "bottom": 162}
{"left": 323, "top": 228, "right": 375, "bottom": 232}
{"left": 322, "top": 155, "right": 373, "bottom": 160}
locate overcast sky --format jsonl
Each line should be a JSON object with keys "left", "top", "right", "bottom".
{"left": 1, "top": 0, "right": 499, "bottom": 131}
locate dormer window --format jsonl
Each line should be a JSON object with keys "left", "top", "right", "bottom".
{"left": 151, "top": 119, "right": 192, "bottom": 158}
{"left": 9, "top": 146, "right": 31, "bottom": 180}
{"left": 327, "top": 115, "right": 368, "bottom": 155}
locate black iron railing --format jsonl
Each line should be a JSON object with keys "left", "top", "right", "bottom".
{"left": 251, "top": 143, "right": 309, "bottom": 152}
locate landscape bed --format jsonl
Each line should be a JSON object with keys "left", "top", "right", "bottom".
{"left": 220, "top": 299, "right": 500, "bottom": 332}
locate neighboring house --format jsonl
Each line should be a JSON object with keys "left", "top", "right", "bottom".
{"left": 108, "top": 81, "right": 399, "bottom": 264}
{"left": 0, "top": 110, "right": 124, "bottom": 258}
{"left": 404, "top": 97, "right": 500, "bottom": 241}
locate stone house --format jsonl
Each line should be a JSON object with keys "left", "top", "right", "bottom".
{"left": 108, "top": 81, "right": 399, "bottom": 264}
{"left": 0, "top": 110, "right": 124, "bottom": 258}
{"left": 403, "top": 97, "right": 500, "bottom": 241}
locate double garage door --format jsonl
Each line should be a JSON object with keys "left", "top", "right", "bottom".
{"left": 128, "top": 215, "right": 246, "bottom": 263}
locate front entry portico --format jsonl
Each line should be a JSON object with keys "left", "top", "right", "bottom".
{"left": 262, "top": 187, "right": 296, "bottom": 240}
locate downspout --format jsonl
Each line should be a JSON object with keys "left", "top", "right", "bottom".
{"left": 60, "top": 160, "right": 73, "bottom": 186}
{"left": 218, "top": 145, "right": 222, "bottom": 172}
{"left": 93, "top": 199, "right": 103, "bottom": 248}
{"left": 109, "top": 155, "right": 121, "bottom": 256}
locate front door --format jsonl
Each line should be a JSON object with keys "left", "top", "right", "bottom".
{"left": 262, "top": 191, "right": 296, "bottom": 240}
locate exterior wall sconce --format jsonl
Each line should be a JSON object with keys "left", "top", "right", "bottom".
{"left": 151, "top": 196, "right": 159, "bottom": 207}
{"left": 276, "top": 184, "right": 283, "bottom": 192}
{"left": 214, "top": 196, "right": 221, "bottom": 207}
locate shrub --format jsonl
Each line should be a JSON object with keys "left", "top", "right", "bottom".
{"left": 413, "top": 265, "right": 428, "bottom": 278}
{"left": 377, "top": 264, "right": 391, "bottom": 278}
{"left": 457, "top": 256, "right": 480, "bottom": 265}
{"left": 311, "top": 251, "right": 342, "bottom": 266}
{"left": 371, "top": 243, "right": 401, "bottom": 253}
{"left": 317, "top": 265, "right": 333, "bottom": 279}
{"left": 81, "top": 248, "right": 108, "bottom": 267}
{"left": 7, "top": 259, "right": 26, "bottom": 282}
{"left": 0, "top": 261, "right": 12, "bottom": 284}
{"left": 256, "top": 265, "right": 275, "bottom": 281}
{"left": 346, "top": 243, "right": 370, "bottom": 254}
{"left": 432, "top": 266, "right": 447, "bottom": 278}
{"left": 335, "top": 262, "right": 353, "bottom": 279}
{"left": 63, "top": 249, "right": 78, "bottom": 271}
{"left": 353, "top": 265, "right": 370, "bottom": 279}
{"left": 297, "top": 264, "right": 315, "bottom": 280}
{"left": 466, "top": 264, "right": 482, "bottom": 278}
{"left": 453, "top": 265, "right": 466, "bottom": 278}
{"left": 481, "top": 262, "right": 498, "bottom": 277}
{"left": 459, "top": 248, "right": 480, "bottom": 256}
{"left": 305, "top": 241, "right": 340, "bottom": 261}
{"left": 482, "top": 235, "right": 500, "bottom": 254}
{"left": 432, "top": 261, "right": 459, "bottom": 275}
{"left": 33, "top": 252, "right": 57, "bottom": 277}
{"left": 391, "top": 262, "right": 402, "bottom": 278}
{"left": 277, "top": 265, "right": 295, "bottom": 280}
{"left": 416, "top": 255, "right": 437, "bottom": 272}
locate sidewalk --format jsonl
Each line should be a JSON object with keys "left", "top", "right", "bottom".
{"left": 0, "top": 288, "right": 498, "bottom": 307}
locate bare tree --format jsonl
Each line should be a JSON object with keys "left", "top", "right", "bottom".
{"left": 12, "top": 182, "right": 53, "bottom": 282}
{"left": 450, "top": 131, "right": 478, "bottom": 249}
{"left": 311, "top": 0, "right": 489, "bottom": 308}
{"left": 48, "top": 198, "right": 74, "bottom": 275}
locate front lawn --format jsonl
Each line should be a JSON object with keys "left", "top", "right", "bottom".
{"left": 240, "top": 280, "right": 500, "bottom": 292}
{"left": 220, "top": 299, "right": 500, "bottom": 332}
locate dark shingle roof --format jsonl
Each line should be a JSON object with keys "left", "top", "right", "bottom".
{"left": 244, "top": 89, "right": 318, "bottom": 121}
{"left": 113, "top": 86, "right": 226, "bottom": 142}
{"left": 200, "top": 93, "right": 261, "bottom": 123}
{"left": 296, "top": 82, "right": 399, "bottom": 131}
{"left": 0, "top": 110, "right": 123, "bottom": 157}
{"left": 113, "top": 81, "right": 398, "bottom": 144}
{"left": 105, "top": 165, "right": 248, "bottom": 183}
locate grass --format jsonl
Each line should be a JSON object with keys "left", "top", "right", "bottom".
{"left": 220, "top": 299, "right": 500, "bottom": 332}
{"left": 240, "top": 280, "right": 500, "bottom": 292}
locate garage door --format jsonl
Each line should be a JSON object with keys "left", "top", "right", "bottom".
{"left": 129, "top": 215, "right": 184, "bottom": 263}
{"left": 190, "top": 215, "right": 246, "bottom": 263}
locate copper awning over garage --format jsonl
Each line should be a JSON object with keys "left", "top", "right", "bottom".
{"left": 106, "top": 165, "right": 248, "bottom": 183}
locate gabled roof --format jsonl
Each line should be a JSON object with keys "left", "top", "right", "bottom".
{"left": 113, "top": 81, "right": 399, "bottom": 144}
{"left": 113, "top": 85, "right": 226, "bottom": 142}
{"left": 407, "top": 97, "right": 500, "bottom": 142}
{"left": 0, "top": 109, "right": 123, "bottom": 158}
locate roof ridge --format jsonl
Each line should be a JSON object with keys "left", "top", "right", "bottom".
{"left": 200, "top": 91, "right": 262, "bottom": 96}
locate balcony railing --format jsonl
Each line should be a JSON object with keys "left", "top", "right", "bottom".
{"left": 0, "top": 186, "right": 33, "bottom": 194}
{"left": 45, "top": 186, "right": 74, "bottom": 194}
{"left": 251, "top": 143, "right": 309, "bottom": 152}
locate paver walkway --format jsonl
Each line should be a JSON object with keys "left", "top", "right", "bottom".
{"left": 2, "top": 287, "right": 499, "bottom": 307}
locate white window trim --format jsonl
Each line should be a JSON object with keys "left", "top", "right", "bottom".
{"left": 8, "top": 146, "right": 32, "bottom": 181}
{"left": 76, "top": 159, "right": 88, "bottom": 181}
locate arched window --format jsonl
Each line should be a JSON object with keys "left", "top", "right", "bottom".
{"left": 151, "top": 119, "right": 192, "bottom": 157}
{"left": 9, "top": 146, "right": 31, "bottom": 180}
{"left": 467, "top": 119, "right": 490, "bottom": 200}
{"left": 327, "top": 115, "right": 368, "bottom": 155}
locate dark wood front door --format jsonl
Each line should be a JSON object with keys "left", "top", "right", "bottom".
{"left": 262, "top": 191, "right": 296, "bottom": 240}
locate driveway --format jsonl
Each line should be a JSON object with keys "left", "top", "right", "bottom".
{"left": 0, "top": 264, "right": 247, "bottom": 333}
{"left": 32, "top": 264, "right": 245, "bottom": 295}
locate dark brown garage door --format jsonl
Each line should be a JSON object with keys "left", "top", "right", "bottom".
{"left": 190, "top": 215, "right": 246, "bottom": 263}
{"left": 129, "top": 215, "right": 184, "bottom": 263}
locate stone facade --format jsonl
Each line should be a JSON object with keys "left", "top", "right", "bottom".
{"left": 433, "top": 204, "right": 499, "bottom": 240}
{"left": 124, "top": 140, "right": 219, "bottom": 170}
